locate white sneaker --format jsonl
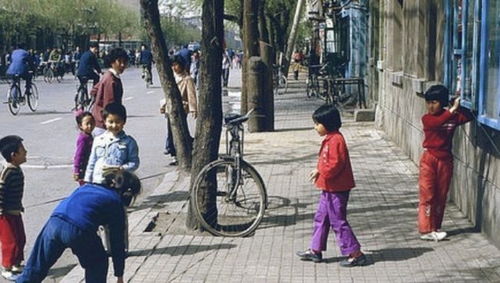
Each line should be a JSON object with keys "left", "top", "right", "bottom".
{"left": 420, "top": 231, "right": 447, "bottom": 242}
{"left": 11, "top": 264, "right": 23, "bottom": 273}
{"left": 1, "top": 270, "right": 19, "bottom": 281}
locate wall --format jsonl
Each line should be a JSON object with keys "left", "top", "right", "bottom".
{"left": 369, "top": 0, "right": 500, "bottom": 247}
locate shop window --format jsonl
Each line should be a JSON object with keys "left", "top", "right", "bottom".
{"left": 478, "top": 0, "right": 500, "bottom": 129}
{"left": 445, "top": 0, "right": 500, "bottom": 130}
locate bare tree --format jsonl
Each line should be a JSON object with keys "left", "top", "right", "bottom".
{"left": 186, "top": 0, "right": 225, "bottom": 230}
{"left": 140, "top": 0, "right": 193, "bottom": 171}
{"left": 241, "top": 0, "right": 260, "bottom": 114}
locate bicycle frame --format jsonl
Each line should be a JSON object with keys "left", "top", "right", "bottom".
{"left": 224, "top": 123, "right": 245, "bottom": 201}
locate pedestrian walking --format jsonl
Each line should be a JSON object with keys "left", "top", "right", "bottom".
{"left": 0, "top": 135, "right": 28, "bottom": 281}
{"left": 297, "top": 105, "right": 366, "bottom": 267}
{"left": 161, "top": 55, "right": 197, "bottom": 166}
{"left": 418, "top": 85, "right": 472, "bottom": 241}
{"left": 222, "top": 51, "right": 230, "bottom": 87}
{"left": 73, "top": 111, "right": 95, "bottom": 185}
{"left": 16, "top": 169, "right": 141, "bottom": 283}
{"left": 139, "top": 44, "right": 154, "bottom": 84}
{"left": 90, "top": 48, "right": 129, "bottom": 136}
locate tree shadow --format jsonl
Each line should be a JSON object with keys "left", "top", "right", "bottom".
{"left": 128, "top": 243, "right": 236, "bottom": 257}
{"left": 445, "top": 226, "right": 479, "bottom": 237}
{"left": 130, "top": 191, "right": 189, "bottom": 211}
{"left": 365, "top": 247, "right": 434, "bottom": 262}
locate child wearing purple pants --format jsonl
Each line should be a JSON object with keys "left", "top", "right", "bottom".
{"left": 297, "top": 105, "right": 366, "bottom": 267}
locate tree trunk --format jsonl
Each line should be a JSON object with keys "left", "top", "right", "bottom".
{"left": 241, "top": 0, "right": 260, "bottom": 114}
{"left": 140, "top": 0, "right": 192, "bottom": 171}
{"left": 258, "top": 1, "right": 274, "bottom": 131}
{"left": 185, "top": 0, "right": 224, "bottom": 230}
{"left": 283, "top": 0, "right": 305, "bottom": 77}
{"left": 247, "top": 57, "right": 266, "bottom": 132}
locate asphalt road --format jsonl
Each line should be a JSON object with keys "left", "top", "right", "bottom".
{"left": 0, "top": 66, "right": 173, "bottom": 282}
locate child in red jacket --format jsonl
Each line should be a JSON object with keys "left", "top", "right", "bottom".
{"left": 418, "top": 85, "right": 472, "bottom": 241}
{"left": 297, "top": 105, "right": 366, "bottom": 267}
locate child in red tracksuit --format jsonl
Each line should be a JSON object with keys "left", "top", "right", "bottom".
{"left": 418, "top": 85, "right": 472, "bottom": 241}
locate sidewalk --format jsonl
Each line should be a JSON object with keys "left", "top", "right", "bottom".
{"left": 62, "top": 73, "right": 500, "bottom": 282}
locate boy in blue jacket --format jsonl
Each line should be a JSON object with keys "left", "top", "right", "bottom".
{"left": 16, "top": 170, "right": 141, "bottom": 283}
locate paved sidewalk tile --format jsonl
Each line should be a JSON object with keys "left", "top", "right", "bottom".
{"left": 63, "top": 78, "right": 500, "bottom": 282}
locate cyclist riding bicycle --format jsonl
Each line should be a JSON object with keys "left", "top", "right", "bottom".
{"left": 6, "top": 43, "right": 35, "bottom": 94}
{"left": 139, "top": 44, "right": 154, "bottom": 84}
{"left": 77, "top": 42, "right": 102, "bottom": 86}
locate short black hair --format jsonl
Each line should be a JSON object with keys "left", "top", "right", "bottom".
{"left": 312, "top": 104, "right": 341, "bottom": 132}
{"left": 89, "top": 42, "right": 99, "bottom": 48}
{"left": 424, "top": 84, "right": 449, "bottom": 107}
{"left": 103, "top": 102, "right": 127, "bottom": 122}
{"left": 171, "top": 55, "right": 185, "bottom": 70}
{"left": 75, "top": 111, "right": 93, "bottom": 126}
{"left": 0, "top": 135, "right": 23, "bottom": 162}
{"left": 104, "top": 47, "right": 129, "bottom": 68}
{"left": 102, "top": 169, "right": 142, "bottom": 207}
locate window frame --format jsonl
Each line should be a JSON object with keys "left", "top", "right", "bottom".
{"left": 445, "top": 0, "right": 500, "bottom": 130}
{"left": 478, "top": 0, "right": 500, "bottom": 129}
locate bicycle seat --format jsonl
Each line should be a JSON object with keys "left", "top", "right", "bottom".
{"left": 224, "top": 113, "right": 248, "bottom": 125}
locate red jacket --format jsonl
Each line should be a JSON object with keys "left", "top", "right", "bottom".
{"left": 91, "top": 71, "right": 123, "bottom": 128}
{"left": 422, "top": 108, "right": 472, "bottom": 159}
{"left": 315, "top": 131, "right": 355, "bottom": 192}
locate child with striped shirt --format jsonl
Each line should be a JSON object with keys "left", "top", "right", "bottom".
{"left": 0, "top": 135, "right": 27, "bottom": 281}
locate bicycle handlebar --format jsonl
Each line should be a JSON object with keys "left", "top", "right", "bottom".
{"left": 224, "top": 108, "right": 255, "bottom": 126}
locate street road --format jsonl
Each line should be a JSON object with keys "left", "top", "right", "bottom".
{"left": 0, "top": 67, "right": 173, "bottom": 282}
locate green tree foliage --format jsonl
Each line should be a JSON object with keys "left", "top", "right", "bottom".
{"left": 0, "top": 0, "right": 139, "bottom": 49}
{"left": 158, "top": 16, "right": 201, "bottom": 48}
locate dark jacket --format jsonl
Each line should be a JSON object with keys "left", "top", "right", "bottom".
{"left": 139, "top": 49, "right": 153, "bottom": 65}
{"left": 78, "top": 50, "right": 101, "bottom": 77}
{"left": 6, "top": 49, "right": 33, "bottom": 76}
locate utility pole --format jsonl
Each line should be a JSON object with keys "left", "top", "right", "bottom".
{"left": 283, "top": 0, "right": 305, "bottom": 77}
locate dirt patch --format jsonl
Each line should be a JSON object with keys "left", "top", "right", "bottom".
{"left": 145, "top": 211, "right": 212, "bottom": 236}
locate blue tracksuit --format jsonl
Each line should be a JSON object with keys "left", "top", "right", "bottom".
{"left": 16, "top": 184, "right": 126, "bottom": 283}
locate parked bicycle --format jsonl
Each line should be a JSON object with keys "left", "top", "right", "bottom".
{"left": 141, "top": 64, "right": 152, "bottom": 88}
{"left": 5, "top": 74, "right": 39, "bottom": 115}
{"left": 273, "top": 64, "right": 288, "bottom": 96}
{"left": 306, "top": 64, "right": 322, "bottom": 98}
{"left": 191, "top": 109, "right": 268, "bottom": 237}
{"left": 73, "top": 76, "right": 93, "bottom": 111}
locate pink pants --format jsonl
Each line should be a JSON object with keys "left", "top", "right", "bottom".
{"left": 418, "top": 151, "right": 453, "bottom": 234}
{"left": 0, "top": 214, "right": 26, "bottom": 268}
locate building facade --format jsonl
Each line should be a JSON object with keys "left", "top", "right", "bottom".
{"left": 368, "top": 0, "right": 500, "bottom": 247}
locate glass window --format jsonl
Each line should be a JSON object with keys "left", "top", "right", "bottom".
{"left": 451, "top": 0, "right": 463, "bottom": 97}
{"left": 462, "top": 0, "right": 478, "bottom": 104}
{"left": 483, "top": 0, "right": 500, "bottom": 125}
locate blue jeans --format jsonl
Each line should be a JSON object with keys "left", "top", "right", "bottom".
{"left": 16, "top": 216, "right": 108, "bottom": 283}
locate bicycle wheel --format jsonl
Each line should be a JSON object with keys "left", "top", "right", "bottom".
{"left": 45, "top": 68, "right": 54, "bottom": 83}
{"left": 281, "top": 75, "right": 288, "bottom": 95}
{"left": 191, "top": 159, "right": 267, "bottom": 237}
{"left": 27, "top": 83, "right": 39, "bottom": 112}
{"left": 7, "top": 84, "right": 21, "bottom": 115}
